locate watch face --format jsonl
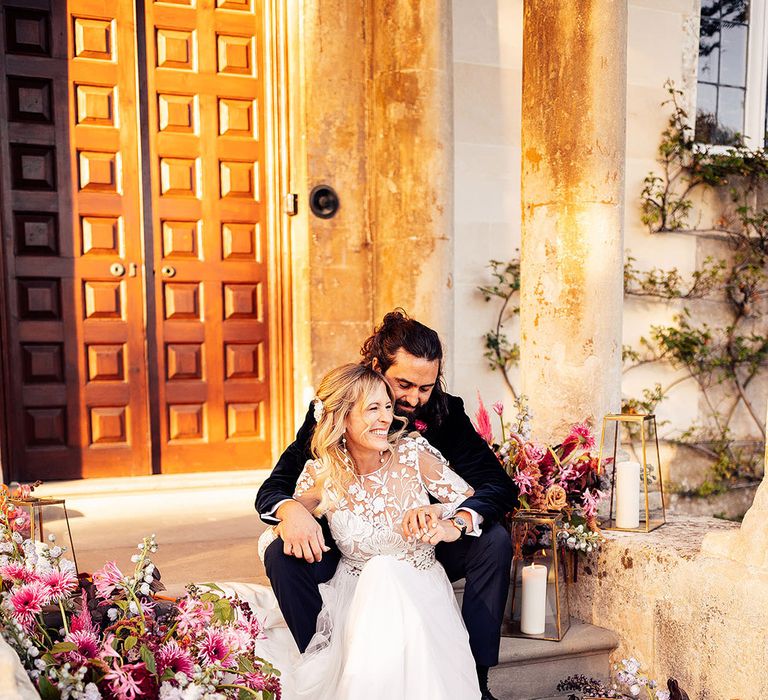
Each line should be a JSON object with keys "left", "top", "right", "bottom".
{"left": 454, "top": 515, "right": 468, "bottom": 529}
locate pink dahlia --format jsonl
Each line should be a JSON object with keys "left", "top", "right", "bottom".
{"left": 156, "top": 639, "right": 194, "bottom": 678}
{"left": 174, "top": 596, "right": 214, "bottom": 636}
{"left": 198, "top": 627, "right": 233, "bottom": 666}
{"left": 92, "top": 561, "right": 124, "bottom": 599}
{"left": 42, "top": 569, "right": 78, "bottom": 602}
{"left": 0, "top": 562, "right": 37, "bottom": 584}
{"left": 472, "top": 392, "right": 494, "bottom": 445}
{"left": 9, "top": 581, "right": 50, "bottom": 629}
{"left": 64, "top": 629, "right": 101, "bottom": 661}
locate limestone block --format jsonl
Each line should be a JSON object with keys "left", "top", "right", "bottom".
{"left": 0, "top": 636, "right": 38, "bottom": 699}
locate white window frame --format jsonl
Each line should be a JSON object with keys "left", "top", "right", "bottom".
{"left": 695, "top": 0, "right": 768, "bottom": 150}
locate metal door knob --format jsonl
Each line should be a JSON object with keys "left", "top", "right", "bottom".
{"left": 109, "top": 262, "right": 126, "bottom": 277}
{"left": 161, "top": 265, "right": 176, "bottom": 278}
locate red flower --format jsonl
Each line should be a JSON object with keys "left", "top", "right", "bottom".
{"left": 413, "top": 419, "right": 428, "bottom": 432}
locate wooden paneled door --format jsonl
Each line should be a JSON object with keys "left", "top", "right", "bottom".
{"left": 0, "top": 0, "right": 277, "bottom": 480}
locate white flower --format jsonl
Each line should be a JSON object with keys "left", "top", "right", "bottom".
{"left": 130, "top": 554, "right": 140, "bottom": 563}
{"left": 34, "top": 659, "right": 46, "bottom": 670}
{"left": 313, "top": 398, "right": 324, "bottom": 422}
{"left": 140, "top": 583, "right": 150, "bottom": 596}
{"left": 50, "top": 546, "right": 62, "bottom": 558}
{"left": 28, "top": 647, "right": 39, "bottom": 657}
{"left": 129, "top": 601, "right": 139, "bottom": 615}
{"left": 630, "top": 685, "right": 641, "bottom": 696}
{"left": 48, "top": 534, "right": 56, "bottom": 542}
{"left": 83, "top": 683, "right": 102, "bottom": 700}
{"left": 159, "top": 683, "right": 185, "bottom": 700}
{"left": 12, "top": 532, "right": 22, "bottom": 544}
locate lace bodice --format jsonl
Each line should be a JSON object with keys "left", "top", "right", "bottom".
{"left": 293, "top": 436, "right": 473, "bottom": 573}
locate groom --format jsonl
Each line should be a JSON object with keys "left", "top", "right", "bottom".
{"left": 256, "top": 309, "right": 517, "bottom": 700}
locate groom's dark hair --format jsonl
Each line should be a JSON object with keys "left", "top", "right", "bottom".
{"left": 360, "top": 309, "right": 448, "bottom": 426}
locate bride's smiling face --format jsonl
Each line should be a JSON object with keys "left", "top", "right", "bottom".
{"left": 344, "top": 381, "right": 394, "bottom": 454}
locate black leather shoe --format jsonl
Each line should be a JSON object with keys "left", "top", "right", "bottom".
{"left": 480, "top": 687, "right": 499, "bottom": 700}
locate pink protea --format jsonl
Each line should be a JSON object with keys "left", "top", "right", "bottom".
{"left": 472, "top": 392, "right": 494, "bottom": 445}
{"left": 41, "top": 569, "right": 78, "bottom": 602}
{"left": 198, "top": 627, "right": 234, "bottom": 666}
{"left": 491, "top": 401, "right": 504, "bottom": 417}
{"left": 156, "top": 639, "right": 194, "bottom": 678}
{"left": 9, "top": 581, "right": 50, "bottom": 630}
{"left": 64, "top": 629, "right": 101, "bottom": 662}
{"left": 0, "top": 562, "right": 38, "bottom": 584}
{"left": 174, "top": 596, "right": 214, "bottom": 636}
{"left": 92, "top": 560, "right": 124, "bottom": 599}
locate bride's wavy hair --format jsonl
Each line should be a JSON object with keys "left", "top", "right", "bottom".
{"left": 311, "top": 363, "right": 406, "bottom": 498}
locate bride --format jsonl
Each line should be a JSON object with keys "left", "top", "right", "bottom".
{"left": 255, "top": 363, "right": 481, "bottom": 699}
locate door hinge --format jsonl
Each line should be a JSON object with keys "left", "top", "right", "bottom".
{"left": 283, "top": 193, "right": 298, "bottom": 216}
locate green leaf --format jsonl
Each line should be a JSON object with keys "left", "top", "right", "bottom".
{"left": 238, "top": 656, "right": 256, "bottom": 674}
{"left": 161, "top": 668, "right": 176, "bottom": 681}
{"left": 140, "top": 644, "right": 156, "bottom": 674}
{"left": 198, "top": 582, "right": 226, "bottom": 593}
{"left": 37, "top": 675, "right": 60, "bottom": 700}
{"left": 124, "top": 636, "right": 137, "bottom": 652}
{"left": 49, "top": 641, "right": 77, "bottom": 654}
{"left": 214, "top": 598, "right": 234, "bottom": 623}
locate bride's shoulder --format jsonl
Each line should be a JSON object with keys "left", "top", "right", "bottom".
{"left": 393, "top": 434, "right": 435, "bottom": 461}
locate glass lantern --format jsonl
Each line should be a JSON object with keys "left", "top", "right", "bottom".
{"left": 8, "top": 496, "right": 79, "bottom": 572}
{"left": 597, "top": 413, "right": 666, "bottom": 533}
{"left": 503, "top": 510, "right": 570, "bottom": 641}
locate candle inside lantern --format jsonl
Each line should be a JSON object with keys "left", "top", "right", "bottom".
{"left": 520, "top": 562, "right": 547, "bottom": 635}
{"left": 616, "top": 460, "right": 640, "bottom": 529}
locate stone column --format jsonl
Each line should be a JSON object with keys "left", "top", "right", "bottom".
{"left": 520, "top": 0, "right": 627, "bottom": 441}
{"left": 370, "top": 1, "right": 454, "bottom": 345}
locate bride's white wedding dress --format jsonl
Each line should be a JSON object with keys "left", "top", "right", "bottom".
{"left": 248, "top": 435, "right": 481, "bottom": 700}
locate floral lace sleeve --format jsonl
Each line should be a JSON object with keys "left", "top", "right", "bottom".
{"left": 411, "top": 437, "right": 474, "bottom": 518}
{"left": 293, "top": 459, "right": 327, "bottom": 515}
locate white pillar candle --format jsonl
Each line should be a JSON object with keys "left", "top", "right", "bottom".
{"left": 616, "top": 460, "right": 641, "bottom": 529}
{"left": 520, "top": 563, "right": 547, "bottom": 635}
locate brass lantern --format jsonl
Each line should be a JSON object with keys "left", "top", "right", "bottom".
{"left": 8, "top": 496, "right": 79, "bottom": 572}
{"left": 597, "top": 413, "right": 666, "bottom": 533}
{"left": 503, "top": 510, "right": 570, "bottom": 642}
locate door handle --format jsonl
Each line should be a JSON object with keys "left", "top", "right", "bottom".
{"left": 161, "top": 265, "right": 176, "bottom": 278}
{"left": 110, "top": 262, "right": 126, "bottom": 277}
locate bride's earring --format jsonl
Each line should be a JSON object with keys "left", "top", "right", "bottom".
{"left": 340, "top": 434, "right": 354, "bottom": 470}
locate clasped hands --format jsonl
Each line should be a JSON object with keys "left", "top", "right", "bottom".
{"left": 275, "top": 500, "right": 461, "bottom": 563}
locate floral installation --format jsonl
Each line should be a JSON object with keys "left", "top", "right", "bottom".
{"left": 473, "top": 393, "right": 606, "bottom": 556}
{"left": 0, "top": 484, "right": 281, "bottom": 700}
{"left": 557, "top": 656, "right": 687, "bottom": 699}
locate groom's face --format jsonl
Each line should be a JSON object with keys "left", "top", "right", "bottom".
{"left": 379, "top": 349, "right": 439, "bottom": 419}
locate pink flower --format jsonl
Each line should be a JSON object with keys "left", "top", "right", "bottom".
{"left": 198, "top": 628, "right": 234, "bottom": 666}
{"left": 41, "top": 569, "right": 78, "bottom": 602}
{"left": 10, "top": 581, "right": 50, "bottom": 629}
{"left": 492, "top": 401, "right": 504, "bottom": 417}
{"left": 561, "top": 423, "right": 595, "bottom": 459}
{"left": 92, "top": 561, "right": 123, "bottom": 599}
{"left": 13, "top": 484, "right": 34, "bottom": 500}
{"left": 70, "top": 595, "right": 97, "bottom": 635}
{"left": 0, "top": 562, "right": 37, "bottom": 584}
{"left": 523, "top": 442, "right": 546, "bottom": 464}
{"left": 513, "top": 468, "right": 535, "bottom": 496}
{"left": 103, "top": 662, "right": 145, "bottom": 700}
{"left": 472, "top": 392, "right": 494, "bottom": 445}
{"left": 582, "top": 488, "right": 603, "bottom": 519}
{"left": 174, "top": 596, "right": 214, "bottom": 636}
{"left": 413, "top": 419, "right": 428, "bottom": 433}
{"left": 244, "top": 670, "right": 281, "bottom": 696}
{"left": 156, "top": 639, "right": 194, "bottom": 678}
{"left": 10, "top": 509, "right": 31, "bottom": 535}
{"left": 64, "top": 629, "right": 101, "bottom": 661}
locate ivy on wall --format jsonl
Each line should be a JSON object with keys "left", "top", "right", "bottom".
{"left": 479, "top": 81, "right": 767, "bottom": 498}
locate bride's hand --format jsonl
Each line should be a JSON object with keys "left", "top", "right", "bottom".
{"left": 275, "top": 500, "right": 330, "bottom": 563}
{"left": 419, "top": 519, "right": 461, "bottom": 545}
{"left": 401, "top": 504, "right": 443, "bottom": 540}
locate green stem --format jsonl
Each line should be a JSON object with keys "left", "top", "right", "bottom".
{"left": 216, "top": 683, "right": 260, "bottom": 696}
{"left": 58, "top": 600, "right": 69, "bottom": 635}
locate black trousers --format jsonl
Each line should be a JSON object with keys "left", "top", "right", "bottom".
{"left": 263, "top": 520, "right": 512, "bottom": 667}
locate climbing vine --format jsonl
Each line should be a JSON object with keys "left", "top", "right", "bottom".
{"left": 479, "top": 81, "right": 768, "bottom": 498}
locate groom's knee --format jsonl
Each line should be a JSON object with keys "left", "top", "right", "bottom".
{"left": 264, "top": 536, "right": 297, "bottom": 581}
{"left": 472, "top": 523, "right": 512, "bottom": 570}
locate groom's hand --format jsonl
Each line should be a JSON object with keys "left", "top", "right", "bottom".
{"left": 275, "top": 500, "right": 329, "bottom": 563}
{"left": 420, "top": 519, "right": 461, "bottom": 545}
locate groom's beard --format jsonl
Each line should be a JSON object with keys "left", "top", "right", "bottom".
{"left": 394, "top": 400, "right": 430, "bottom": 426}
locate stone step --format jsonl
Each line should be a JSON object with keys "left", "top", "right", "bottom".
{"left": 489, "top": 622, "right": 618, "bottom": 700}
{"left": 452, "top": 580, "right": 617, "bottom": 700}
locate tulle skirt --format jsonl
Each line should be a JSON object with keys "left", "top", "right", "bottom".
{"left": 223, "top": 555, "right": 480, "bottom": 700}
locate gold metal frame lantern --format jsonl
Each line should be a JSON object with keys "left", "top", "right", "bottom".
{"left": 503, "top": 510, "right": 570, "bottom": 642}
{"left": 8, "top": 496, "right": 79, "bottom": 573}
{"left": 597, "top": 413, "right": 667, "bottom": 533}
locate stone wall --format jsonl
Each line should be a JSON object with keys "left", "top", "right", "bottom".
{"left": 570, "top": 515, "right": 768, "bottom": 699}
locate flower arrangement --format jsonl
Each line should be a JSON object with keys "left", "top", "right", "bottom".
{"left": 474, "top": 394, "right": 606, "bottom": 554}
{"left": 0, "top": 484, "right": 281, "bottom": 700}
{"left": 557, "top": 657, "right": 687, "bottom": 699}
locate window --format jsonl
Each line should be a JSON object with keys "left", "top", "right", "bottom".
{"left": 695, "top": 0, "right": 768, "bottom": 148}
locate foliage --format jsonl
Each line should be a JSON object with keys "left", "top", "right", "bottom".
{"left": 0, "top": 484, "right": 281, "bottom": 700}
{"left": 627, "top": 81, "right": 768, "bottom": 492}
{"left": 558, "top": 656, "right": 676, "bottom": 699}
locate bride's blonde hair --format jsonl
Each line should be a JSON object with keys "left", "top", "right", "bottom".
{"left": 311, "top": 363, "right": 405, "bottom": 498}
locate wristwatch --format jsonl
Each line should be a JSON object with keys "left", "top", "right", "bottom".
{"left": 450, "top": 514, "right": 469, "bottom": 538}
